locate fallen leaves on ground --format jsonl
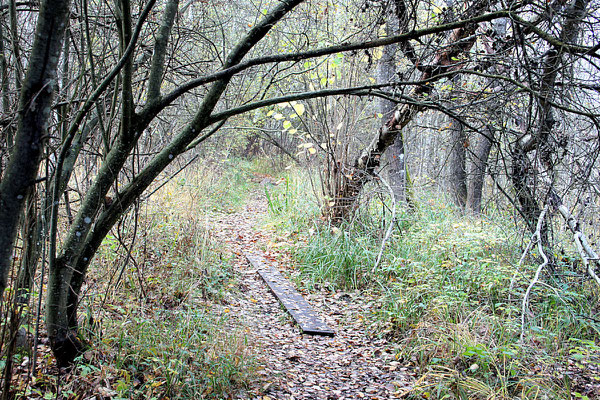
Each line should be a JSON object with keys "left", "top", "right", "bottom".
{"left": 210, "top": 195, "right": 414, "bottom": 399}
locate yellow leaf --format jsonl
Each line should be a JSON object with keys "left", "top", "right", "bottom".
{"left": 373, "top": 48, "right": 383, "bottom": 60}
{"left": 308, "top": 147, "right": 317, "bottom": 154}
{"left": 292, "top": 103, "right": 305, "bottom": 116}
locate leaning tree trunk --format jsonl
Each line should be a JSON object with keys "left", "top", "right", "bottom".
{"left": 0, "top": 0, "right": 71, "bottom": 298}
{"left": 330, "top": 0, "right": 489, "bottom": 222}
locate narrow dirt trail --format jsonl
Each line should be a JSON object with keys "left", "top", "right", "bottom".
{"left": 210, "top": 194, "right": 412, "bottom": 400}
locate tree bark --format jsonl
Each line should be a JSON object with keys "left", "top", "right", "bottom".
{"left": 0, "top": 0, "right": 13, "bottom": 152}
{"left": 330, "top": 0, "right": 490, "bottom": 222}
{"left": 446, "top": 85, "right": 467, "bottom": 210}
{"left": 8, "top": 0, "right": 22, "bottom": 92}
{"left": 146, "top": 0, "right": 179, "bottom": 103}
{"left": 0, "top": 0, "right": 71, "bottom": 298}
{"left": 15, "top": 189, "right": 39, "bottom": 304}
{"left": 377, "top": 13, "right": 406, "bottom": 204}
{"left": 466, "top": 125, "right": 494, "bottom": 214}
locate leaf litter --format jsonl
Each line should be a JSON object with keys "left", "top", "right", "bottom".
{"left": 210, "top": 194, "right": 414, "bottom": 399}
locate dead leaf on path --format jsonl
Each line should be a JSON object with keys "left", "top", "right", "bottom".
{"left": 262, "top": 381, "right": 274, "bottom": 392}
{"left": 211, "top": 196, "right": 413, "bottom": 399}
{"left": 97, "top": 386, "right": 117, "bottom": 397}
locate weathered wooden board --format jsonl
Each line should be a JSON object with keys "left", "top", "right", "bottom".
{"left": 244, "top": 251, "right": 335, "bottom": 337}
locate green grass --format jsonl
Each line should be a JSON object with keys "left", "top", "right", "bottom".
{"left": 174, "top": 159, "right": 255, "bottom": 213}
{"left": 78, "top": 307, "right": 252, "bottom": 399}
{"left": 4, "top": 159, "right": 264, "bottom": 399}
{"left": 263, "top": 168, "right": 600, "bottom": 399}
{"left": 52, "top": 162, "right": 258, "bottom": 399}
{"left": 261, "top": 168, "right": 321, "bottom": 234}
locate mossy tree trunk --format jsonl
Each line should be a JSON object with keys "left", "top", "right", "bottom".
{"left": 0, "top": 0, "right": 71, "bottom": 298}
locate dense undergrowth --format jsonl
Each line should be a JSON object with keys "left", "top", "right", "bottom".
{"left": 5, "top": 161, "right": 259, "bottom": 399}
{"left": 5, "top": 159, "right": 599, "bottom": 399}
{"left": 263, "top": 168, "right": 600, "bottom": 400}
{"left": 78, "top": 162, "right": 258, "bottom": 399}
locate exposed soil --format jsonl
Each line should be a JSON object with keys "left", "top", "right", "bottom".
{"left": 210, "top": 194, "right": 413, "bottom": 399}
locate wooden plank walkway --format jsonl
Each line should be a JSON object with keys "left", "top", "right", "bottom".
{"left": 244, "top": 250, "right": 335, "bottom": 337}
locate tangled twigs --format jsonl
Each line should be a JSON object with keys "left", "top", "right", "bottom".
{"left": 554, "top": 202, "right": 600, "bottom": 287}
{"left": 372, "top": 172, "right": 396, "bottom": 274}
{"left": 520, "top": 205, "right": 549, "bottom": 343}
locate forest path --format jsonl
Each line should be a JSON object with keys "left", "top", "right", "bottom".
{"left": 210, "top": 193, "right": 412, "bottom": 400}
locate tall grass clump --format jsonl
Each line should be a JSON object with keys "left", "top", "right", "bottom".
{"left": 262, "top": 168, "right": 321, "bottom": 234}
{"left": 180, "top": 159, "right": 255, "bottom": 212}
{"left": 296, "top": 227, "right": 380, "bottom": 289}
{"left": 265, "top": 176, "right": 599, "bottom": 399}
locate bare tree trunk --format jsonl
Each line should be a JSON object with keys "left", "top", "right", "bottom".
{"left": 388, "top": 134, "right": 407, "bottom": 203}
{"left": 377, "top": 13, "right": 406, "bottom": 204}
{"left": 15, "top": 190, "right": 39, "bottom": 304}
{"left": 443, "top": 0, "right": 466, "bottom": 211}
{"left": 0, "top": 0, "right": 13, "bottom": 152}
{"left": 0, "top": 0, "right": 71, "bottom": 298}
{"left": 466, "top": 126, "right": 494, "bottom": 214}
{"left": 146, "top": 0, "right": 179, "bottom": 103}
{"left": 8, "top": 0, "right": 23, "bottom": 92}
{"left": 446, "top": 104, "right": 467, "bottom": 209}
{"left": 46, "top": 0, "right": 138, "bottom": 366}
{"left": 331, "top": 0, "right": 489, "bottom": 222}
